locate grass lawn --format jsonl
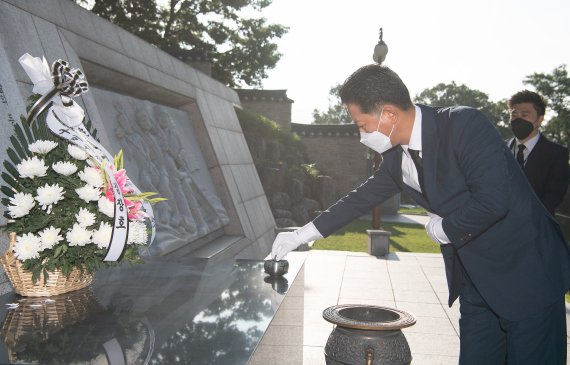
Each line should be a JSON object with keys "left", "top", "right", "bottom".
{"left": 312, "top": 218, "right": 440, "bottom": 254}
{"left": 398, "top": 206, "right": 428, "bottom": 216}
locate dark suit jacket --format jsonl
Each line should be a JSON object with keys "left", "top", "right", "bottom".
{"left": 508, "top": 135, "right": 569, "bottom": 215}
{"left": 313, "top": 104, "right": 570, "bottom": 321}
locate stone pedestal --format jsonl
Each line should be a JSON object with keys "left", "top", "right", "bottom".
{"left": 366, "top": 230, "right": 391, "bottom": 257}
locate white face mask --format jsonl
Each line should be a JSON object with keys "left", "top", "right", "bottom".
{"left": 359, "top": 109, "right": 394, "bottom": 154}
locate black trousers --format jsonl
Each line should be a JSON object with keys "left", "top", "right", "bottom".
{"left": 458, "top": 280, "right": 567, "bottom": 365}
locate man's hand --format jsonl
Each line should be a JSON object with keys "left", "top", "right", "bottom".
{"left": 271, "top": 222, "right": 323, "bottom": 261}
{"left": 424, "top": 212, "right": 450, "bottom": 245}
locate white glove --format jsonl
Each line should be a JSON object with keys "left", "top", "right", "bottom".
{"left": 424, "top": 212, "right": 450, "bottom": 245}
{"left": 271, "top": 222, "right": 322, "bottom": 261}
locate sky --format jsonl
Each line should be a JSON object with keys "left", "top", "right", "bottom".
{"left": 255, "top": 0, "right": 570, "bottom": 124}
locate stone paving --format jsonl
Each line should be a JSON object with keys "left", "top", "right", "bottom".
{"left": 252, "top": 215, "right": 570, "bottom": 365}
{"left": 300, "top": 250, "right": 461, "bottom": 364}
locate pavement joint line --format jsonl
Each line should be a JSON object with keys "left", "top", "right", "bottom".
{"left": 386, "top": 255, "right": 397, "bottom": 308}
{"left": 337, "top": 254, "right": 348, "bottom": 306}
{"left": 416, "top": 252, "right": 460, "bottom": 337}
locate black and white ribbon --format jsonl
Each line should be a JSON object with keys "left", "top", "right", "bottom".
{"left": 47, "top": 111, "right": 128, "bottom": 261}
{"left": 51, "top": 60, "right": 89, "bottom": 98}
{"left": 26, "top": 59, "right": 88, "bottom": 124}
{"left": 46, "top": 111, "right": 157, "bottom": 250}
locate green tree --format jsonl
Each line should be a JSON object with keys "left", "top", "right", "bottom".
{"left": 75, "top": 0, "right": 288, "bottom": 87}
{"left": 312, "top": 84, "right": 352, "bottom": 124}
{"left": 414, "top": 82, "right": 510, "bottom": 137}
{"left": 524, "top": 65, "right": 570, "bottom": 149}
{"left": 89, "top": 0, "right": 163, "bottom": 44}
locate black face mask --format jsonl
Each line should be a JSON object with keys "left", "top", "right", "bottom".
{"left": 510, "top": 118, "right": 534, "bottom": 140}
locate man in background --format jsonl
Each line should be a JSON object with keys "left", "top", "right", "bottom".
{"left": 507, "top": 90, "right": 569, "bottom": 215}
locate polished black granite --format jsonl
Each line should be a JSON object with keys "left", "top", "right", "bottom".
{"left": 0, "top": 254, "right": 304, "bottom": 365}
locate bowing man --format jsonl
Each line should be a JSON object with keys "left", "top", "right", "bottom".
{"left": 272, "top": 64, "right": 570, "bottom": 365}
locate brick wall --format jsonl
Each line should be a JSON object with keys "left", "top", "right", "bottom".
{"left": 235, "top": 89, "right": 293, "bottom": 131}
{"left": 292, "top": 123, "right": 399, "bottom": 214}
{"left": 234, "top": 91, "right": 399, "bottom": 214}
{"left": 294, "top": 124, "right": 367, "bottom": 196}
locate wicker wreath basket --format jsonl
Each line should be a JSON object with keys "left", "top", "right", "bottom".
{"left": 0, "top": 233, "right": 93, "bottom": 297}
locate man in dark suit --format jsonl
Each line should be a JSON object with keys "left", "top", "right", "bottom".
{"left": 507, "top": 90, "right": 569, "bottom": 216}
{"left": 272, "top": 64, "right": 570, "bottom": 364}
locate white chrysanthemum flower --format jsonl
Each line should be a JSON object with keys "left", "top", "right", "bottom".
{"left": 75, "top": 207, "right": 96, "bottom": 227}
{"left": 128, "top": 220, "right": 148, "bottom": 245}
{"left": 13, "top": 233, "right": 42, "bottom": 261}
{"left": 67, "top": 145, "right": 89, "bottom": 160}
{"left": 16, "top": 156, "right": 48, "bottom": 178}
{"left": 98, "top": 196, "right": 114, "bottom": 218}
{"left": 75, "top": 185, "right": 100, "bottom": 203}
{"left": 38, "top": 226, "right": 63, "bottom": 250}
{"left": 66, "top": 223, "right": 92, "bottom": 246}
{"left": 78, "top": 166, "right": 103, "bottom": 187}
{"left": 28, "top": 140, "right": 58, "bottom": 155}
{"left": 52, "top": 161, "right": 77, "bottom": 176}
{"left": 92, "top": 222, "right": 112, "bottom": 249}
{"left": 35, "top": 183, "right": 65, "bottom": 212}
{"left": 8, "top": 192, "right": 36, "bottom": 218}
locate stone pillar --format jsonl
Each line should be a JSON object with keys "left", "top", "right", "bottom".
{"left": 366, "top": 230, "right": 391, "bottom": 256}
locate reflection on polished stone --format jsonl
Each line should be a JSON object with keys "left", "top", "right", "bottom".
{"left": 0, "top": 287, "right": 151, "bottom": 364}
{"left": 0, "top": 254, "right": 304, "bottom": 364}
{"left": 264, "top": 275, "right": 289, "bottom": 294}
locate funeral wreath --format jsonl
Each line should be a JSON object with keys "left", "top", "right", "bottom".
{"left": 1, "top": 54, "right": 164, "bottom": 289}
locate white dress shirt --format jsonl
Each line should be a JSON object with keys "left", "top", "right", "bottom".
{"left": 401, "top": 106, "right": 450, "bottom": 244}
{"left": 401, "top": 106, "right": 423, "bottom": 193}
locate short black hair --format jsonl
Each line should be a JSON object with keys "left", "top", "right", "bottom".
{"left": 339, "top": 64, "right": 414, "bottom": 113}
{"left": 508, "top": 90, "right": 547, "bottom": 116}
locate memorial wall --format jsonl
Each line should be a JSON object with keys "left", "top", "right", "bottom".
{"left": 0, "top": 0, "right": 276, "bottom": 294}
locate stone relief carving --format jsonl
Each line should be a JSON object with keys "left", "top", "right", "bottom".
{"left": 153, "top": 106, "right": 229, "bottom": 226}
{"left": 107, "top": 96, "right": 229, "bottom": 253}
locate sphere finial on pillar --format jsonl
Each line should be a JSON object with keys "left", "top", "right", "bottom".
{"left": 373, "top": 27, "right": 388, "bottom": 63}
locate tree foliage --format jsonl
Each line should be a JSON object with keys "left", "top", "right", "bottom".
{"left": 312, "top": 82, "right": 512, "bottom": 137}
{"left": 312, "top": 84, "right": 352, "bottom": 124}
{"left": 414, "top": 81, "right": 510, "bottom": 137}
{"left": 524, "top": 65, "right": 570, "bottom": 149}
{"left": 312, "top": 73, "right": 570, "bottom": 144}
{"left": 75, "top": 0, "right": 288, "bottom": 87}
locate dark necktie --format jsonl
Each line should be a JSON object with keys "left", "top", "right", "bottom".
{"left": 408, "top": 149, "right": 425, "bottom": 193}
{"left": 516, "top": 144, "right": 526, "bottom": 167}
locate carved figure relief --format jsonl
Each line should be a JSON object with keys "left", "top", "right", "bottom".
{"left": 111, "top": 99, "right": 229, "bottom": 251}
